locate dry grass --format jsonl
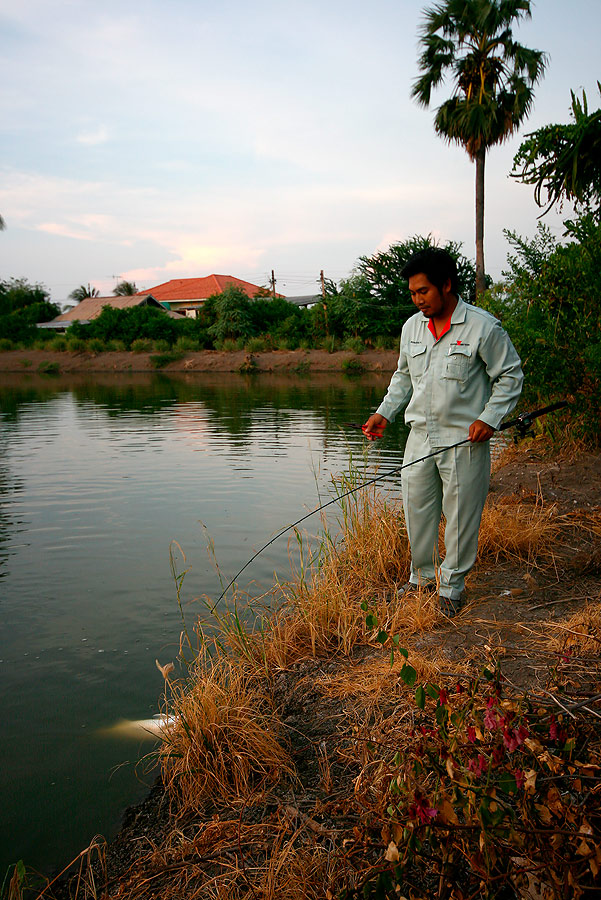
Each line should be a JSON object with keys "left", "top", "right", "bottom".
{"left": 200, "top": 480, "right": 414, "bottom": 673}
{"left": 315, "top": 646, "right": 468, "bottom": 705}
{"left": 477, "top": 493, "right": 562, "bottom": 566}
{"left": 545, "top": 600, "right": 601, "bottom": 656}
{"left": 159, "top": 654, "right": 293, "bottom": 815}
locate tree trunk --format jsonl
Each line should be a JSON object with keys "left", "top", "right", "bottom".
{"left": 475, "top": 148, "right": 486, "bottom": 298}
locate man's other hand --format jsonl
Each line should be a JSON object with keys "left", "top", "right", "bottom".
{"left": 362, "top": 413, "right": 388, "bottom": 441}
{"left": 469, "top": 419, "right": 495, "bottom": 443}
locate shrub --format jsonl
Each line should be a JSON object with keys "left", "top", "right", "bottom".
{"left": 150, "top": 351, "right": 183, "bottom": 369}
{"left": 244, "top": 336, "right": 269, "bottom": 353}
{"left": 66, "top": 336, "right": 87, "bottom": 352}
{"left": 343, "top": 336, "right": 364, "bottom": 354}
{"left": 0, "top": 338, "right": 14, "bottom": 350}
{"left": 341, "top": 356, "right": 366, "bottom": 375}
{"left": 88, "top": 338, "right": 106, "bottom": 353}
{"left": 37, "top": 361, "right": 60, "bottom": 375}
{"left": 216, "top": 338, "right": 243, "bottom": 352}
{"left": 174, "top": 336, "right": 201, "bottom": 353}
{"left": 320, "top": 336, "right": 339, "bottom": 353}
{"left": 48, "top": 336, "right": 67, "bottom": 351}
{"left": 131, "top": 338, "right": 153, "bottom": 353}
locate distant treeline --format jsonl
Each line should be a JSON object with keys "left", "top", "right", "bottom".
{"left": 1, "top": 220, "right": 599, "bottom": 445}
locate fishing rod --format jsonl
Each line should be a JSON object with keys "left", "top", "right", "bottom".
{"left": 209, "top": 400, "right": 568, "bottom": 611}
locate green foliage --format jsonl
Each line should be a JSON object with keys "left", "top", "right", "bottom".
{"left": 69, "top": 283, "right": 99, "bottom": 302}
{"left": 341, "top": 356, "right": 366, "bottom": 376}
{"left": 511, "top": 85, "right": 601, "bottom": 217}
{"left": 113, "top": 280, "right": 138, "bottom": 295}
{"left": 412, "top": 0, "right": 547, "bottom": 293}
{"left": 0, "top": 338, "right": 14, "bottom": 351}
{"left": 356, "top": 234, "right": 478, "bottom": 333}
{"left": 208, "top": 286, "right": 254, "bottom": 343}
{"left": 480, "top": 216, "right": 601, "bottom": 445}
{"left": 0, "top": 278, "right": 60, "bottom": 343}
{"left": 131, "top": 337, "right": 153, "bottom": 352}
{"left": 37, "top": 361, "right": 60, "bottom": 375}
{"left": 150, "top": 351, "right": 184, "bottom": 369}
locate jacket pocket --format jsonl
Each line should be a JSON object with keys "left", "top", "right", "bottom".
{"left": 444, "top": 345, "right": 471, "bottom": 382}
{"left": 408, "top": 342, "right": 427, "bottom": 376}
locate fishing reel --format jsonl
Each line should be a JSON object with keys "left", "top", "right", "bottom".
{"left": 512, "top": 412, "right": 536, "bottom": 442}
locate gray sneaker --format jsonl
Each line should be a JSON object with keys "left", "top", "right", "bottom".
{"left": 439, "top": 593, "right": 465, "bottom": 617}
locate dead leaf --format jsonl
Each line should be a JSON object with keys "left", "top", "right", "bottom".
{"left": 385, "top": 841, "right": 400, "bottom": 863}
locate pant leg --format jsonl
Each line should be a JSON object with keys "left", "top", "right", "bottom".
{"left": 401, "top": 430, "right": 442, "bottom": 585}
{"left": 436, "top": 441, "right": 490, "bottom": 599}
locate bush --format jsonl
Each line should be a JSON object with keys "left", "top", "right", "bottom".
{"left": 88, "top": 338, "right": 106, "bottom": 353}
{"left": 66, "top": 336, "right": 87, "bottom": 352}
{"left": 216, "top": 338, "right": 243, "bottom": 352}
{"left": 244, "top": 336, "right": 269, "bottom": 353}
{"left": 0, "top": 338, "right": 14, "bottom": 350}
{"left": 131, "top": 338, "right": 153, "bottom": 353}
{"left": 320, "top": 336, "right": 339, "bottom": 353}
{"left": 48, "top": 336, "right": 67, "bottom": 351}
{"left": 343, "top": 336, "right": 365, "bottom": 354}
{"left": 150, "top": 351, "right": 183, "bottom": 369}
{"left": 174, "top": 336, "right": 201, "bottom": 353}
{"left": 480, "top": 216, "right": 601, "bottom": 446}
{"left": 341, "top": 356, "right": 366, "bottom": 375}
{"left": 37, "top": 361, "right": 60, "bottom": 375}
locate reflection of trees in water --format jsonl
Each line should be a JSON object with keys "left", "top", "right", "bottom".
{"left": 0, "top": 372, "right": 404, "bottom": 444}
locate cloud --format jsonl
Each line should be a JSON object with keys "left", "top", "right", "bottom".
{"left": 76, "top": 126, "right": 109, "bottom": 146}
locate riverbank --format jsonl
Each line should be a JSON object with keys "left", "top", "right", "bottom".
{"left": 0, "top": 348, "right": 399, "bottom": 374}
{"left": 36, "top": 442, "right": 601, "bottom": 900}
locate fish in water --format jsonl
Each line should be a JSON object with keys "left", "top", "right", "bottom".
{"left": 100, "top": 714, "right": 177, "bottom": 739}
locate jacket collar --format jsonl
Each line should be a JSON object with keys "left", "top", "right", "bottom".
{"left": 419, "top": 295, "right": 466, "bottom": 325}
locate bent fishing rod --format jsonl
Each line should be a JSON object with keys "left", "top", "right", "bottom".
{"left": 210, "top": 400, "right": 567, "bottom": 611}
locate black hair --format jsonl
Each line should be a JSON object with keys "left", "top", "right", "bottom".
{"left": 400, "top": 248, "right": 459, "bottom": 295}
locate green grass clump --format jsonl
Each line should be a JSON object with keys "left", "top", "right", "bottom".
{"left": 0, "top": 338, "right": 14, "bottom": 351}
{"left": 341, "top": 356, "right": 365, "bottom": 375}
{"left": 37, "top": 361, "right": 60, "bottom": 375}
{"left": 151, "top": 351, "right": 184, "bottom": 369}
{"left": 131, "top": 338, "right": 153, "bottom": 353}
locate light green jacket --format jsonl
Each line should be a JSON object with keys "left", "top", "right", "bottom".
{"left": 376, "top": 298, "right": 524, "bottom": 448}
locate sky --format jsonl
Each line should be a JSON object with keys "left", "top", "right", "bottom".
{"left": 1, "top": 0, "right": 600, "bottom": 305}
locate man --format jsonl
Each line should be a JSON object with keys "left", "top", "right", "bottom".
{"left": 363, "top": 248, "right": 523, "bottom": 615}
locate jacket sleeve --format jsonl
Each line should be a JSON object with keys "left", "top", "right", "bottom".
{"left": 477, "top": 323, "right": 524, "bottom": 430}
{"left": 375, "top": 341, "right": 413, "bottom": 423}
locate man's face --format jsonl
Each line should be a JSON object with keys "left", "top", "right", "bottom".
{"left": 408, "top": 273, "right": 450, "bottom": 318}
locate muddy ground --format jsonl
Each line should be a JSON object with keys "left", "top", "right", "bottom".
{"left": 0, "top": 348, "right": 399, "bottom": 374}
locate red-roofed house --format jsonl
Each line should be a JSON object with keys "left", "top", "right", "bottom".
{"left": 137, "top": 275, "right": 278, "bottom": 317}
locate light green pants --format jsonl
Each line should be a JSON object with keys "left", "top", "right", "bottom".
{"left": 401, "top": 429, "right": 490, "bottom": 600}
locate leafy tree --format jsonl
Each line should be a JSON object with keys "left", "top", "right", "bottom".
{"left": 69, "top": 284, "right": 100, "bottom": 302}
{"left": 207, "top": 285, "right": 254, "bottom": 343}
{"left": 480, "top": 215, "right": 601, "bottom": 445}
{"left": 113, "top": 280, "right": 138, "bottom": 296}
{"left": 0, "top": 277, "right": 55, "bottom": 316}
{"left": 510, "top": 85, "right": 601, "bottom": 218}
{"left": 412, "top": 0, "right": 547, "bottom": 295}
{"left": 0, "top": 278, "right": 60, "bottom": 342}
{"left": 354, "top": 234, "right": 478, "bottom": 336}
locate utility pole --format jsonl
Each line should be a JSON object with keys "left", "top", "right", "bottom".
{"left": 270, "top": 270, "right": 276, "bottom": 299}
{"left": 320, "top": 270, "right": 329, "bottom": 337}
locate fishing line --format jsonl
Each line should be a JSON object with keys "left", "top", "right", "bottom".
{"left": 210, "top": 401, "right": 567, "bottom": 611}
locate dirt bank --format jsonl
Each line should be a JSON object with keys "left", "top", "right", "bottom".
{"left": 0, "top": 348, "right": 399, "bottom": 374}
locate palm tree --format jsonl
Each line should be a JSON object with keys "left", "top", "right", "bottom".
{"left": 113, "top": 280, "right": 138, "bottom": 296}
{"left": 412, "top": 0, "right": 547, "bottom": 295}
{"left": 69, "top": 283, "right": 100, "bottom": 303}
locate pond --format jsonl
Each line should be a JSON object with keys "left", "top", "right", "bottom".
{"left": 0, "top": 371, "right": 409, "bottom": 878}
